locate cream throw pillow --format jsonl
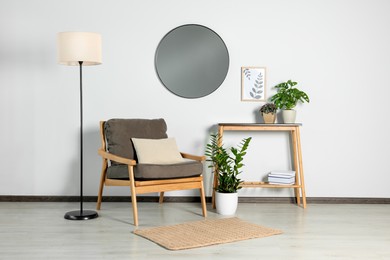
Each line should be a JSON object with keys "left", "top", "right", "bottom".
{"left": 131, "top": 138, "right": 184, "bottom": 164}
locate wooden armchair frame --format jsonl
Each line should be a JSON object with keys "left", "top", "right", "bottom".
{"left": 96, "top": 121, "right": 207, "bottom": 226}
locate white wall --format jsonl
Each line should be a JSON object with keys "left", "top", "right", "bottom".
{"left": 1, "top": 0, "right": 389, "bottom": 198}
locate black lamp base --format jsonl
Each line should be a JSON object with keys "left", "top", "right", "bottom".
{"left": 64, "top": 210, "right": 98, "bottom": 220}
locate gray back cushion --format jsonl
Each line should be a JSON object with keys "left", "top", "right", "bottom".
{"left": 104, "top": 118, "right": 168, "bottom": 165}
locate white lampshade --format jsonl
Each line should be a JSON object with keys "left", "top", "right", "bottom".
{"left": 57, "top": 32, "right": 102, "bottom": 66}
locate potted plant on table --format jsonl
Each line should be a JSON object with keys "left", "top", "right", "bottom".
{"left": 205, "top": 133, "right": 251, "bottom": 215}
{"left": 270, "top": 80, "right": 310, "bottom": 123}
{"left": 259, "top": 103, "right": 277, "bottom": 124}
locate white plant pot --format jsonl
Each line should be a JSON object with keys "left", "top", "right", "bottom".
{"left": 282, "top": 109, "right": 296, "bottom": 123}
{"left": 215, "top": 191, "right": 238, "bottom": 215}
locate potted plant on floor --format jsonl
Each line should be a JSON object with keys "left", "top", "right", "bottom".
{"left": 205, "top": 134, "right": 251, "bottom": 215}
{"left": 259, "top": 103, "right": 277, "bottom": 124}
{"left": 270, "top": 80, "right": 310, "bottom": 123}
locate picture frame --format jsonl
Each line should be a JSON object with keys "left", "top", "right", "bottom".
{"left": 241, "top": 67, "right": 266, "bottom": 101}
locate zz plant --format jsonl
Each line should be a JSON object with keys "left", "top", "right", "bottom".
{"left": 270, "top": 80, "right": 310, "bottom": 110}
{"left": 205, "top": 134, "right": 251, "bottom": 193}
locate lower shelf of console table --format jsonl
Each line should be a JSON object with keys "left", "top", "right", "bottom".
{"left": 241, "top": 181, "right": 302, "bottom": 189}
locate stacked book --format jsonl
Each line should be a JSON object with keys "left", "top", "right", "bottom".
{"left": 268, "top": 170, "right": 296, "bottom": 185}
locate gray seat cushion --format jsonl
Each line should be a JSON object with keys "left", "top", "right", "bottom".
{"left": 106, "top": 159, "right": 203, "bottom": 180}
{"left": 104, "top": 118, "right": 168, "bottom": 165}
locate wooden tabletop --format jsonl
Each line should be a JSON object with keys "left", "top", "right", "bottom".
{"left": 218, "top": 123, "right": 302, "bottom": 126}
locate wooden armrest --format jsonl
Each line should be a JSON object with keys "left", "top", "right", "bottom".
{"left": 98, "top": 149, "right": 137, "bottom": 166}
{"left": 180, "top": 152, "right": 206, "bottom": 162}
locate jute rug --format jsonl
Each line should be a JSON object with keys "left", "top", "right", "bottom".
{"left": 133, "top": 217, "right": 282, "bottom": 250}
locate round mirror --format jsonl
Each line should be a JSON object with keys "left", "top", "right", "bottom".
{"left": 155, "top": 24, "right": 229, "bottom": 98}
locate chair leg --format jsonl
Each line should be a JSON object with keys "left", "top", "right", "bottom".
{"left": 130, "top": 188, "right": 139, "bottom": 226}
{"left": 128, "top": 166, "right": 139, "bottom": 226}
{"left": 96, "top": 180, "right": 104, "bottom": 210}
{"left": 200, "top": 180, "right": 207, "bottom": 217}
{"left": 96, "top": 160, "right": 107, "bottom": 210}
{"left": 159, "top": 192, "right": 164, "bottom": 204}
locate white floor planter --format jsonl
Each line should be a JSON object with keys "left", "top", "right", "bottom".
{"left": 282, "top": 109, "right": 296, "bottom": 123}
{"left": 215, "top": 192, "right": 238, "bottom": 215}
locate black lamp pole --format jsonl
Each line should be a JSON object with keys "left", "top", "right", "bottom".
{"left": 64, "top": 61, "right": 98, "bottom": 220}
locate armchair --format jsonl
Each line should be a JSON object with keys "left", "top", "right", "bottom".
{"left": 97, "top": 118, "right": 207, "bottom": 226}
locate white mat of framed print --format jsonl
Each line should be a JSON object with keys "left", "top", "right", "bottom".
{"left": 241, "top": 67, "right": 266, "bottom": 101}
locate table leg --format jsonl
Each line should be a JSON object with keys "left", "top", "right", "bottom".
{"left": 212, "top": 170, "right": 218, "bottom": 209}
{"left": 291, "top": 128, "right": 301, "bottom": 206}
{"left": 212, "top": 125, "right": 224, "bottom": 209}
{"left": 296, "top": 127, "right": 307, "bottom": 208}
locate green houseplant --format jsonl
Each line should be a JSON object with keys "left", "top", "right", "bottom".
{"left": 205, "top": 133, "right": 251, "bottom": 215}
{"left": 270, "top": 80, "right": 310, "bottom": 123}
{"left": 259, "top": 103, "right": 277, "bottom": 124}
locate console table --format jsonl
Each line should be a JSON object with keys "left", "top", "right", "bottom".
{"left": 212, "top": 123, "right": 307, "bottom": 209}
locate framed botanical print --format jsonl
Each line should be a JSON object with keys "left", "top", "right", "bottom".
{"left": 241, "top": 67, "right": 266, "bottom": 101}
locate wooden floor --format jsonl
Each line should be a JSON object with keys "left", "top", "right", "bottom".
{"left": 1, "top": 202, "right": 389, "bottom": 259}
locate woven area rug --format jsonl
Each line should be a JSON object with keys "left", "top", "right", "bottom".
{"left": 133, "top": 217, "right": 282, "bottom": 250}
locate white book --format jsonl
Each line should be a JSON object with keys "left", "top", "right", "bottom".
{"left": 268, "top": 177, "right": 295, "bottom": 184}
{"left": 268, "top": 182, "right": 295, "bottom": 185}
{"left": 268, "top": 174, "right": 295, "bottom": 179}
{"left": 269, "top": 170, "right": 295, "bottom": 177}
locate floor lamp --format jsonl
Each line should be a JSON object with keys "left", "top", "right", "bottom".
{"left": 57, "top": 32, "right": 102, "bottom": 220}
